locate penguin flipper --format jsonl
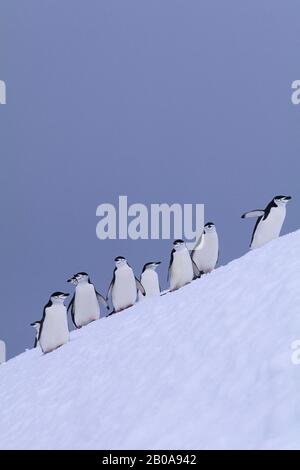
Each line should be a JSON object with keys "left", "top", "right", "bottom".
{"left": 106, "top": 279, "right": 113, "bottom": 302}
{"left": 167, "top": 249, "right": 175, "bottom": 282}
{"left": 135, "top": 277, "right": 146, "bottom": 296}
{"left": 96, "top": 290, "right": 110, "bottom": 310}
{"left": 67, "top": 294, "right": 74, "bottom": 314}
{"left": 241, "top": 210, "right": 265, "bottom": 219}
{"left": 192, "top": 260, "right": 201, "bottom": 279}
{"left": 67, "top": 294, "right": 77, "bottom": 328}
{"left": 38, "top": 301, "right": 51, "bottom": 341}
{"left": 106, "top": 269, "right": 116, "bottom": 302}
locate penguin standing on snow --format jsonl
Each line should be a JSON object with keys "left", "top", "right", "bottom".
{"left": 67, "top": 272, "right": 109, "bottom": 328}
{"left": 30, "top": 321, "right": 42, "bottom": 348}
{"left": 241, "top": 195, "right": 291, "bottom": 249}
{"left": 168, "top": 240, "right": 199, "bottom": 291}
{"left": 139, "top": 262, "right": 161, "bottom": 299}
{"left": 192, "top": 222, "right": 219, "bottom": 274}
{"left": 107, "top": 257, "right": 146, "bottom": 314}
{"left": 38, "top": 292, "right": 70, "bottom": 354}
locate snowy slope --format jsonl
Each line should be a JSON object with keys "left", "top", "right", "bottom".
{"left": 1, "top": 231, "right": 300, "bottom": 450}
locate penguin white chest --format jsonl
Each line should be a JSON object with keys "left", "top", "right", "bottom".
{"left": 112, "top": 266, "right": 137, "bottom": 311}
{"left": 139, "top": 270, "right": 160, "bottom": 298}
{"left": 170, "top": 249, "right": 194, "bottom": 290}
{"left": 251, "top": 206, "right": 286, "bottom": 249}
{"left": 74, "top": 284, "right": 100, "bottom": 326}
{"left": 193, "top": 232, "right": 219, "bottom": 273}
{"left": 39, "top": 305, "right": 69, "bottom": 353}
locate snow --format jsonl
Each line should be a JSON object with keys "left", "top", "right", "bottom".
{"left": 1, "top": 231, "right": 300, "bottom": 450}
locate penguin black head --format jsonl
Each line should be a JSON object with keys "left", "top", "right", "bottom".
{"left": 115, "top": 256, "right": 127, "bottom": 267}
{"left": 73, "top": 272, "right": 90, "bottom": 283}
{"left": 173, "top": 239, "right": 185, "bottom": 251}
{"left": 273, "top": 195, "right": 292, "bottom": 206}
{"left": 50, "top": 292, "right": 69, "bottom": 303}
{"left": 142, "top": 261, "right": 161, "bottom": 272}
{"left": 204, "top": 222, "right": 216, "bottom": 233}
{"left": 67, "top": 275, "right": 78, "bottom": 285}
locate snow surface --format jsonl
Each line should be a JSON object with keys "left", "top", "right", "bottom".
{"left": 1, "top": 231, "right": 300, "bottom": 450}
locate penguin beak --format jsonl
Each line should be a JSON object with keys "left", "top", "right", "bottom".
{"left": 67, "top": 278, "right": 74, "bottom": 283}
{"left": 284, "top": 196, "right": 292, "bottom": 201}
{"left": 61, "top": 293, "right": 70, "bottom": 299}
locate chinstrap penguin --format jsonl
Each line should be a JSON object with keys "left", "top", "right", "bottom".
{"left": 67, "top": 272, "right": 109, "bottom": 328}
{"left": 38, "top": 292, "right": 70, "bottom": 354}
{"left": 139, "top": 262, "right": 161, "bottom": 299}
{"left": 168, "top": 240, "right": 198, "bottom": 291}
{"left": 241, "top": 195, "right": 291, "bottom": 249}
{"left": 107, "top": 256, "right": 146, "bottom": 314}
{"left": 192, "top": 222, "right": 219, "bottom": 274}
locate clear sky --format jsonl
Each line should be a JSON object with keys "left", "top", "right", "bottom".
{"left": 1, "top": 0, "right": 299, "bottom": 359}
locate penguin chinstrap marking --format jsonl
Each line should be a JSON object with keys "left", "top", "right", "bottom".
{"left": 30, "top": 321, "right": 41, "bottom": 348}
{"left": 241, "top": 195, "right": 291, "bottom": 249}
{"left": 168, "top": 240, "right": 197, "bottom": 291}
{"left": 38, "top": 292, "right": 70, "bottom": 354}
{"left": 107, "top": 257, "right": 146, "bottom": 314}
{"left": 192, "top": 222, "right": 219, "bottom": 274}
{"left": 67, "top": 273, "right": 109, "bottom": 328}
{"left": 138, "top": 262, "right": 161, "bottom": 300}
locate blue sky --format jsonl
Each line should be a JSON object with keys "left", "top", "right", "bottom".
{"left": 1, "top": 0, "right": 300, "bottom": 358}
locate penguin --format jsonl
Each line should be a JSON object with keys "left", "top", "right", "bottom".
{"left": 168, "top": 240, "right": 199, "bottom": 291}
{"left": 30, "top": 320, "right": 42, "bottom": 348}
{"left": 192, "top": 222, "right": 219, "bottom": 274}
{"left": 241, "top": 195, "right": 291, "bottom": 249}
{"left": 139, "top": 262, "right": 161, "bottom": 299}
{"left": 107, "top": 256, "right": 146, "bottom": 314}
{"left": 67, "top": 272, "right": 109, "bottom": 328}
{"left": 38, "top": 292, "right": 70, "bottom": 354}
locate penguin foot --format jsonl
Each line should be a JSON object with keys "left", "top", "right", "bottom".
{"left": 107, "top": 310, "right": 116, "bottom": 317}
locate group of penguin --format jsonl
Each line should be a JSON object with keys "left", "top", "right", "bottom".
{"left": 31, "top": 195, "right": 291, "bottom": 354}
